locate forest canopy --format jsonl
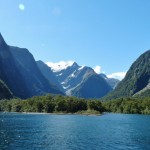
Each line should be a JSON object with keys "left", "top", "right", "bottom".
{"left": 0, "top": 94, "right": 104, "bottom": 115}
{"left": 0, "top": 94, "right": 150, "bottom": 115}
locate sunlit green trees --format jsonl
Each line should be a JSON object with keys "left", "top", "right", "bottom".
{"left": 0, "top": 94, "right": 102, "bottom": 114}
{"left": 103, "top": 97, "right": 150, "bottom": 114}
{"left": 0, "top": 95, "right": 150, "bottom": 115}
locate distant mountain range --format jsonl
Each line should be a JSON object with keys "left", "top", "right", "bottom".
{"left": 0, "top": 33, "right": 119, "bottom": 100}
{"left": 46, "top": 61, "right": 120, "bottom": 99}
{"left": 1, "top": 33, "right": 149, "bottom": 101}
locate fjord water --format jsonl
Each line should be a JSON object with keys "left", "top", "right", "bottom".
{"left": 1, "top": 113, "right": 150, "bottom": 150}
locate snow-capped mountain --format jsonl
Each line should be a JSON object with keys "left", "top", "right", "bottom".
{"left": 46, "top": 61, "right": 114, "bottom": 98}
{"left": 46, "top": 61, "right": 82, "bottom": 89}
{"left": 46, "top": 61, "right": 76, "bottom": 72}
{"left": 37, "top": 60, "right": 64, "bottom": 93}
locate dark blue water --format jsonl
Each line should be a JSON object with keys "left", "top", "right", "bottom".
{"left": 1, "top": 113, "right": 150, "bottom": 150}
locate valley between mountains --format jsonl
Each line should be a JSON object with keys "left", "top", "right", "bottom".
{"left": 0, "top": 33, "right": 150, "bottom": 101}
{"left": 0, "top": 33, "right": 119, "bottom": 100}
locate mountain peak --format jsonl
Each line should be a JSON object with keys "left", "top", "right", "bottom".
{"left": 0, "top": 33, "right": 7, "bottom": 46}
{"left": 46, "top": 61, "right": 78, "bottom": 72}
{"left": 37, "top": 60, "right": 44, "bottom": 64}
{"left": 72, "top": 62, "right": 79, "bottom": 68}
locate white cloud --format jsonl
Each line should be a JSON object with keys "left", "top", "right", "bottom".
{"left": 52, "top": 7, "right": 61, "bottom": 16}
{"left": 19, "top": 4, "right": 25, "bottom": 11}
{"left": 93, "top": 65, "right": 101, "bottom": 74}
{"left": 107, "top": 72, "right": 126, "bottom": 80}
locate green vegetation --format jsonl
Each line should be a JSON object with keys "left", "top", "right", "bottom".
{"left": 104, "top": 50, "right": 150, "bottom": 100}
{"left": 134, "top": 89, "right": 150, "bottom": 98}
{"left": 0, "top": 94, "right": 150, "bottom": 115}
{"left": 103, "top": 97, "right": 150, "bottom": 114}
{"left": 0, "top": 94, "right": 104, "bottom": 115}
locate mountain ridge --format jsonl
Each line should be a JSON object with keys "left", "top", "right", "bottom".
{"left": 46, "top": 61, "right": 113, "bottom": 98}
{"left": 4, "top": 33, "right": 150, "bottom": 100}
{"left": 0, "top": 33, "right": 63, "bottom": 99}
{"left": 104, "top": 50, "right": 150, "bottom": 100}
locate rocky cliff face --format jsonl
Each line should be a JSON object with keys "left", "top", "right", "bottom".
{"left": 70, "top": 71, "right": 112, "bottom": 99}
{"left": 37, "top": 60, "right": 64, "bottom": 92}
{"left": 105, "top": 50, "right": 150, "bottom": 99}
{"left": 0, "top": 33, "right": 30, "bottom": 98}
{"left": 0, "top": 80, "right": 13, "bottom": 100}
{"left": 0, "top": 33, "right": 63, "bottom": 99}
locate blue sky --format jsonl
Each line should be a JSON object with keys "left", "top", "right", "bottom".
{"left": 0, "top": 0, "right": 150, "bottom": 79}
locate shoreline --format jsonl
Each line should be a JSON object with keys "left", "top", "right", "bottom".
{"left": 0, "top": 111, "right": 101, "bottom": 116}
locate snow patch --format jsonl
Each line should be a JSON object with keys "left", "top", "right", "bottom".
{"left": 62, "top": 85, "right": 70, "bottom": 89}
{"left": 46, "top": 61, "right": 74, "bottom": 72}
{"left": 71, "top": 73, "right": 75, "bottom": 77}
{"left": 70, "top": 70, "right": 77, "bottom": 77}
{"left": 78, "top": 66, "right": 85, "bottom": 70}
{"left": 57, "top": 73, "right": 62, "bottom": 76}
